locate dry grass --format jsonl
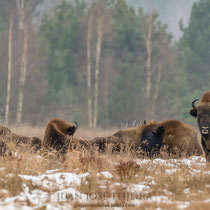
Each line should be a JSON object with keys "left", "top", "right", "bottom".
{"left": 0, "top": 125, "right": 210, "bottom": 209}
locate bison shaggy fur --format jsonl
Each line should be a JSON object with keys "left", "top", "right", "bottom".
{"left": 90, "top": 120, "right": 203, "bottom": 156}
{"left": 190, "top": 91, "right": 210, "bottom": 160}
{"left": 42, "top": 119, "right": 90, "bottom": 154}
{"left": 0, "top": 124, "right": 41, "bottom": 151}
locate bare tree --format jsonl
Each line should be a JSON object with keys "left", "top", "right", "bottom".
{"left": 151, "top": 24, "right": 172, "bottom": 119}
{"left": 15, "top": 0, "right": 31, "bottom": 124}
{"left": 16, "top": 27, "right": 28, "bottom": 124}
{"left": 5, "top": 15, "right": 13, "bottom": 125}
{"left": 142, "top": 12, "right": 156, "bottom": 120}
{"left": 87, "top": 11, "right": 93, "bottom": 128}
{"left": 93, "top": 7, "right": 103, "bottom": 128}
{"left": 151, "top": 28, "right": 164, "bottom": 119}
{"left": 151, "top": 59, "right": 162, "bottom": 118}
{"left": 86, "top": 1, "right": 105, "bottom": 128}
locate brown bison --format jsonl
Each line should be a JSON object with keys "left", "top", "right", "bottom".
{"left": 190, "top": 91, "right": 210, "bottom": 160}
{"left": 142, "top": 120, "right": 203, "bottom": 156}
{"left": 0, "top": 125, "right": 41, "bottom": 151}
{"left": 42, "top": 119, "right": 90, "bottom": 154}
{"left": 90, "top": 120, "right": 203, "bottom": 156}
{"left": 90, "top": 120, "right": 165, "bottom": 155}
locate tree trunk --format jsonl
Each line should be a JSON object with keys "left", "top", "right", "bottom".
{"left": 103, "top": 57, "right": 109, "bottom": 128}
{"left": 145, "top": 14, "right": 153, "bottom": 120}
{"left": 93, "top": 15, "right": 103, "bottom": 128}
{"left": 16, "top": 0, "right": 24, "bottom": 30}
{"left": 5, "top": 15, "right": 13, "bottom": 125}
{"left": 151, "top": 61, "right": 162, "bottom": 118}
{"left": 16, "top": 27, "right": 28, "bottom": 124}
{"left": 87, "top": 12, "right": 93, "bottom": 128}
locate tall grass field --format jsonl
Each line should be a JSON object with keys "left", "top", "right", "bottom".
{"left": 0, "top": 125, "right": 210, "bottom": 210}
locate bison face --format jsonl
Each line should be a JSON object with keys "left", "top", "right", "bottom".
{"left": 190, "top": 99, "right": 210, "bottom": 149}
{"left": 140, "top": 124, "right": 165, "bottom": 154}
{"left": 67, "top": 121, "right": 79, "bottom": 136}
{"left": 197, "top": 107, "right": 210, "bottom": 137}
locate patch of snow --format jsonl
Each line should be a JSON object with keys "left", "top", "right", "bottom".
{"left": 19, "top": 172, "right": 89, "bottom": 190}
{"left": 22, "top": 183, "right": 48, "bottom": 205}
{"left": 191, "top": 156, "right": 206, "bottom": 163}
{"left": 150, "top": 195, "right": 171, "bottom": 204}
{"left": 204, "top": 171, "right": 210, "bottom": 175}
{"left": 183, "top": 188, "right": 190, "bottom": 193}
{"left": 29, "top": 155, "right": 42, "bottom": 160}
{"left": 99, "top": 185, "right": 107, "bottom": 189}
{"left": 204, "top": 199, "right": 210, "bottom": 203}
{"left": 165, "top": 168, "right": 177, "bottom": 175}
{"left": 97, "top": 171, "right": 112, "bottom": 178}
{"left": 112, "top": 183, "right": 127, "bottom": 188}
{"left": 145, "top": 176, "right": 154, "bottom": 180}
{"left": 191, "top": 168, "right": 201, "bottom": 175}
{"left": 0, "top": 189, "right": 8, "bottom": 194}
{"left": 177, "top": 201, "right": 190, "bottom": 209}
{"left": 127, "top": 184, "right": 149, "bottom": 193}
{"left": 136, "top": 159, "right": 151, "bottom": 165}
{"left": 45, "top": 169, "right": 60, "bottom": 174}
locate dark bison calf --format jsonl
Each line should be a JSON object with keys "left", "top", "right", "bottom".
{"left": 190, "top": 90, "right": 210, "bottom": 161}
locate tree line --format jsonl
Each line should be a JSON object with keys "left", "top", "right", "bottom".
{"left": 0, "top": 0, "right": 209, "bottom": 128}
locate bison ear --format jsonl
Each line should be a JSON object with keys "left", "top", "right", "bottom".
{"left": 190, "top": 109, "right": 197, "bottom": 117}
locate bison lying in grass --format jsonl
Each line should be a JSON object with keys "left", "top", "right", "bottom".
{"left": 90, "top": 120, "right": 203, "bottom": 157}
{"left": 0, "top": 124, "right": 41, "bottom": 151}
{"left": 143, "top": 120, "right": 203, "bottom": 156}
{"left": 42, "top": 119, "right": 91, "bottom": 154}
{"left": 90, "top": 120, "right": 164, "bottom": 155}
{"left": 190, "top": 90, "right": 210, "bottom": 161}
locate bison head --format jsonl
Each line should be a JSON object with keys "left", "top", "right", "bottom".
{"left": 190, "top": 99, "right": 210, "bottom": 149}
{"left": 140, "top": 121, "right": 165, "bottom": 155}
{"left": 67, "top": 121, "right": 79, "bottom": 136}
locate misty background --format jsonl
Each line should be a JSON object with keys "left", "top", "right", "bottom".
{"left": 0, "top": 0, "right": 209, "bottom": 129}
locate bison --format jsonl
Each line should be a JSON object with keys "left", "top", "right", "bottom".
{"left": 141, "top": 120, "right": 203, "bottom": 156}
{"left": 90, "top": 120, "right": 203, "bottom": 156}
{"left": 90, "top": 120, "right": 165, "bottom": 155}
{"left": 190, "top": 91, "right": 210, "bottom": 161}
{"left": 0, "top": 124, "right": 41, "bottom": 151}
{"left": 42, "top": 118, "right": 90, "bottom": 154}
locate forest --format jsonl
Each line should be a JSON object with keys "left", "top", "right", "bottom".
{"left": 0, "top": 0, "right": 209, "bottom": 128}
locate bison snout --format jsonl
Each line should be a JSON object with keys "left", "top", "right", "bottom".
{"left": 202, "top": 126, "right": 209, "bottom": 135}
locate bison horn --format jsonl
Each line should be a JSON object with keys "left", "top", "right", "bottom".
{"left": 192, "top": 99, "right": 199, "bottom": 109}
{"left": 73, "top": 121, "right": 79, "bottom": 129}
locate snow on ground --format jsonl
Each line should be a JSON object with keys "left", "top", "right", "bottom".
{"left": 0, "top": 156, "right": 209, "bottom": 209}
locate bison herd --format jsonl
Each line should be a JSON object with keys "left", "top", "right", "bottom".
{"left": 0, "top": 91, "right": 210, "bottom": 161}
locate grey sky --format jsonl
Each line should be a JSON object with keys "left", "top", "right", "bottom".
{"left": 127, "top": 0, "right": 198, "bottom": 40}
